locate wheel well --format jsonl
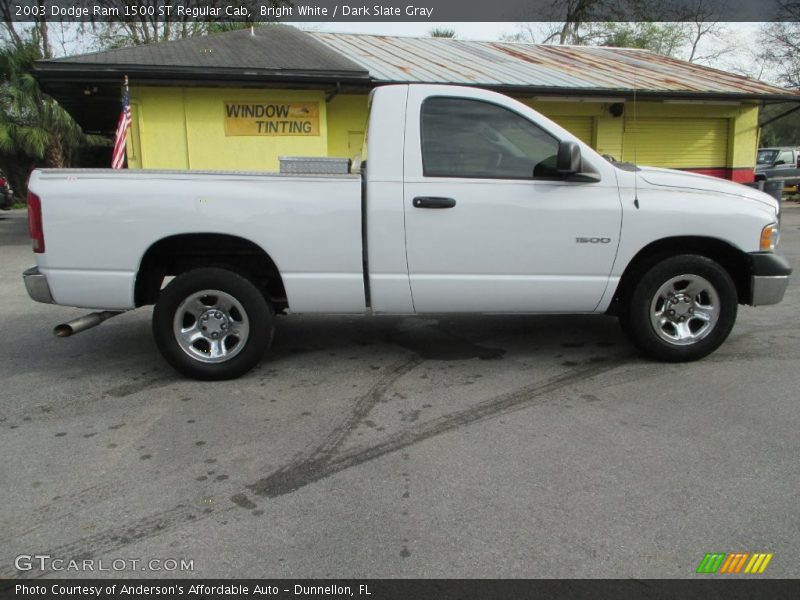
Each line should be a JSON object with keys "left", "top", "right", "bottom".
{"left": 608, "top": 236, "right": 750, "bottom": 315}
{"left": 134, "top": 233, "right": 287, "bottom": 311}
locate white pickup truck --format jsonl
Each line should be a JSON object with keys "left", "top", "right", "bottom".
{"left": 23, "top": 84, "right": 791, "bottom": 380}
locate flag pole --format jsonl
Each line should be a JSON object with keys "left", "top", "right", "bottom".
{"left": 112, "top": 75, "right": 132, "bottom": 169}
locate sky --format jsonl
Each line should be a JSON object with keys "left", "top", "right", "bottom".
{"left": 299, "top": 21, "right": 518, "bottom": 40}
{"left": 299, "top": 20, "right": 761, "bottom": 42}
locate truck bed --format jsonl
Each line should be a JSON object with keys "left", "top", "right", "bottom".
{"left": 29, "top": 168, "right": 365, "bottom": 312}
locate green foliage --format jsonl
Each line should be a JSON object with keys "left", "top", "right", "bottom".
{"left": 759, "top": 20, "right": 800, "bottom": 88}
{"left": 0, "top": 33, "right": 101, "bottom": 198}
{"left": 0, "top": 37, "right": 78, "bottom": 162}
{"left": 759, "top": 104, "right": 800, "bottom": 147}
{"left": 591, "top": 22, "right": 688, "bottom": 57}
{"left": 429, "top": 28, "right": 456, "bottom": 39}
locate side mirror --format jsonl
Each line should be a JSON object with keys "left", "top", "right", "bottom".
{"left": 556, "top": 140, "right": 581, "bottom": 175}
{"left": 774, "top": 159, "right": 786, "bottom": 166}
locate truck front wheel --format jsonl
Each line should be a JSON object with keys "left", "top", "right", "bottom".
{"left": 624, "top": 255, "right": 737, "bottom": 362}
{"left": 153, "top": 268, "right": 274, "bottom": 380}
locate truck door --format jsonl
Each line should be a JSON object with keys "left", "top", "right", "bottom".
{"left": 776, "top": 148, "right": 794, "bottom": 173}
{"left": 402, "top": 89, "right": 622, "bottom": 313}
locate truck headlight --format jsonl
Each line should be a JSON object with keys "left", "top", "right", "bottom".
{"left": 760, "top": 223, "right": 780, "bottom": 252}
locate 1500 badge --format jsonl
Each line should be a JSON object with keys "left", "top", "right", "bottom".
{"left": 576, "top": 237, "right": 612, "bottom": 243}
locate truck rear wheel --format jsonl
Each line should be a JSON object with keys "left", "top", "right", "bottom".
{"left": 153, "top": 267, "right": 274, "bottom": 380}
{"left": 624, "top": 254, "right": 737, "bottom": 362}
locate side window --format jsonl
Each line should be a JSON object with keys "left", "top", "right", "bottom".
{"left": 778, "top": 150, "right": 793, "bottom": 165}
{"left": 421, "top": 97, "right": 559, "bottom": 179}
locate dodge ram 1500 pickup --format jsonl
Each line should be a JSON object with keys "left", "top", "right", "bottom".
{"left": 23, "top": 84, "right": 791, "bottom": 379}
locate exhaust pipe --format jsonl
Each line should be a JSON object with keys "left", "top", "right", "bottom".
{"left": 54, "top": 311, "right": 124, "bottom": 338}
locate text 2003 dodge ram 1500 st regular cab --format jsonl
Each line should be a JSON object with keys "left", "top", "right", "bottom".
{"left": 23, "top": 84, "right": 791, "bottom": 380}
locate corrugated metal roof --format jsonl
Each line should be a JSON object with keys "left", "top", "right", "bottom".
{"left": 312, "top": 32, "right": 796, "bottom": 98}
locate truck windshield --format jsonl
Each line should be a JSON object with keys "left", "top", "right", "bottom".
{"left": 757, "top": 149, "right": 779, "bottom": 165}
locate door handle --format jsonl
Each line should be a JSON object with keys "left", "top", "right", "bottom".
{"left": 412, "top": 196, "right": 456, "bottom": 209}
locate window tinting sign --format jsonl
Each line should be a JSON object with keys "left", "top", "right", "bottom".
{"left": 224, "top": 102, "right": 320, "bottom": 136}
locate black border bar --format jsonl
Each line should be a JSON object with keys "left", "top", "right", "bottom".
{"left": 3, "top": 579, "right": 800, "bottom": 600}
{"left": 1, "top": 0, "right": 792, "bottom": 23}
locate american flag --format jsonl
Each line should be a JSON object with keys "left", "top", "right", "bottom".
{"left": 111, "top": 76, "right": 131, "bottom": 169}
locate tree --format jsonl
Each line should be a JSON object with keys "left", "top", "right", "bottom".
{"left": 0, "top": 0, "right": 56, "bottom": 58}
{"left": 0, "top": 35, "right": 102, "bottom": 197}
{"left": 0, "top": 1, "right": 54, "bottom": 59}
{"left": 501, "top": 0, "right": 732, "bottom": 65}
{"left": 503, "top": 20, "right": 721, "bottom": 61}
{"left": 758, "top": 2, "right": 800, "bottom": 87}
{"left": 429, "top": 28, "right": 457, "bottom": 38}
{"left": 84, "top": 1, "right": 286, "bottom": 49}
{"left": 674, "top": 0, "right": 733, "bottom": 64}
{"left": 590, "top": 22, "right": 688, "bottom": 55}
{"left": 759, "top": 104, "right": 800, "bottom": 147}
{"left": 537, "top": 0, "right": 609, "bottom": 45}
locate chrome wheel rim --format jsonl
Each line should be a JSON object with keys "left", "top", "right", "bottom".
{"left": 173, "top": 289, "right": 250, "bottom": 363}
{"left": 650, "top": 274, "right": 719, "bottom": 346}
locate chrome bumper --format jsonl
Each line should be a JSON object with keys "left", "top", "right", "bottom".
{"left": 23, "top": 266, "right": 54, "bottom": 304}
{"left": 748, "top": 253, "right": 792, "bottom": 306}
{"left": 751, "top": 275, "right": 790, "bottom": 306}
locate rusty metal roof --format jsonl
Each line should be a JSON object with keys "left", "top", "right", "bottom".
{"left": 312, "top": 32, "right": 797, "bottom": 99}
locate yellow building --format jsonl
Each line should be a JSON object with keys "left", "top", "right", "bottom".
{"left": 37, "top": 25, "right": 798, "bottom": 183}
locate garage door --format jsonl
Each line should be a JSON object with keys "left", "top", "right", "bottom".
{"left": 622, "top": 117, "right": 729, "bottom": 168}
{"left": 548, "top": 116, "right": 594, "bottom": 145}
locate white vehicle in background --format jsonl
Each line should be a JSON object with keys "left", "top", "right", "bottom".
{"left": 23, "top": 84, "right": 791, "bottom": 380}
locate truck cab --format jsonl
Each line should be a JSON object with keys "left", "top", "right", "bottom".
{"left": 755, "top": 146, "right": 800, "bottom": 184}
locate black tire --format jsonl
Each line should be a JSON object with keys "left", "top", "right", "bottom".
{"left": 153, "top": 267, "right": 274, "bottom": 380}
{"left": 624, "top": 254, "right": 737, "bottom": 362}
